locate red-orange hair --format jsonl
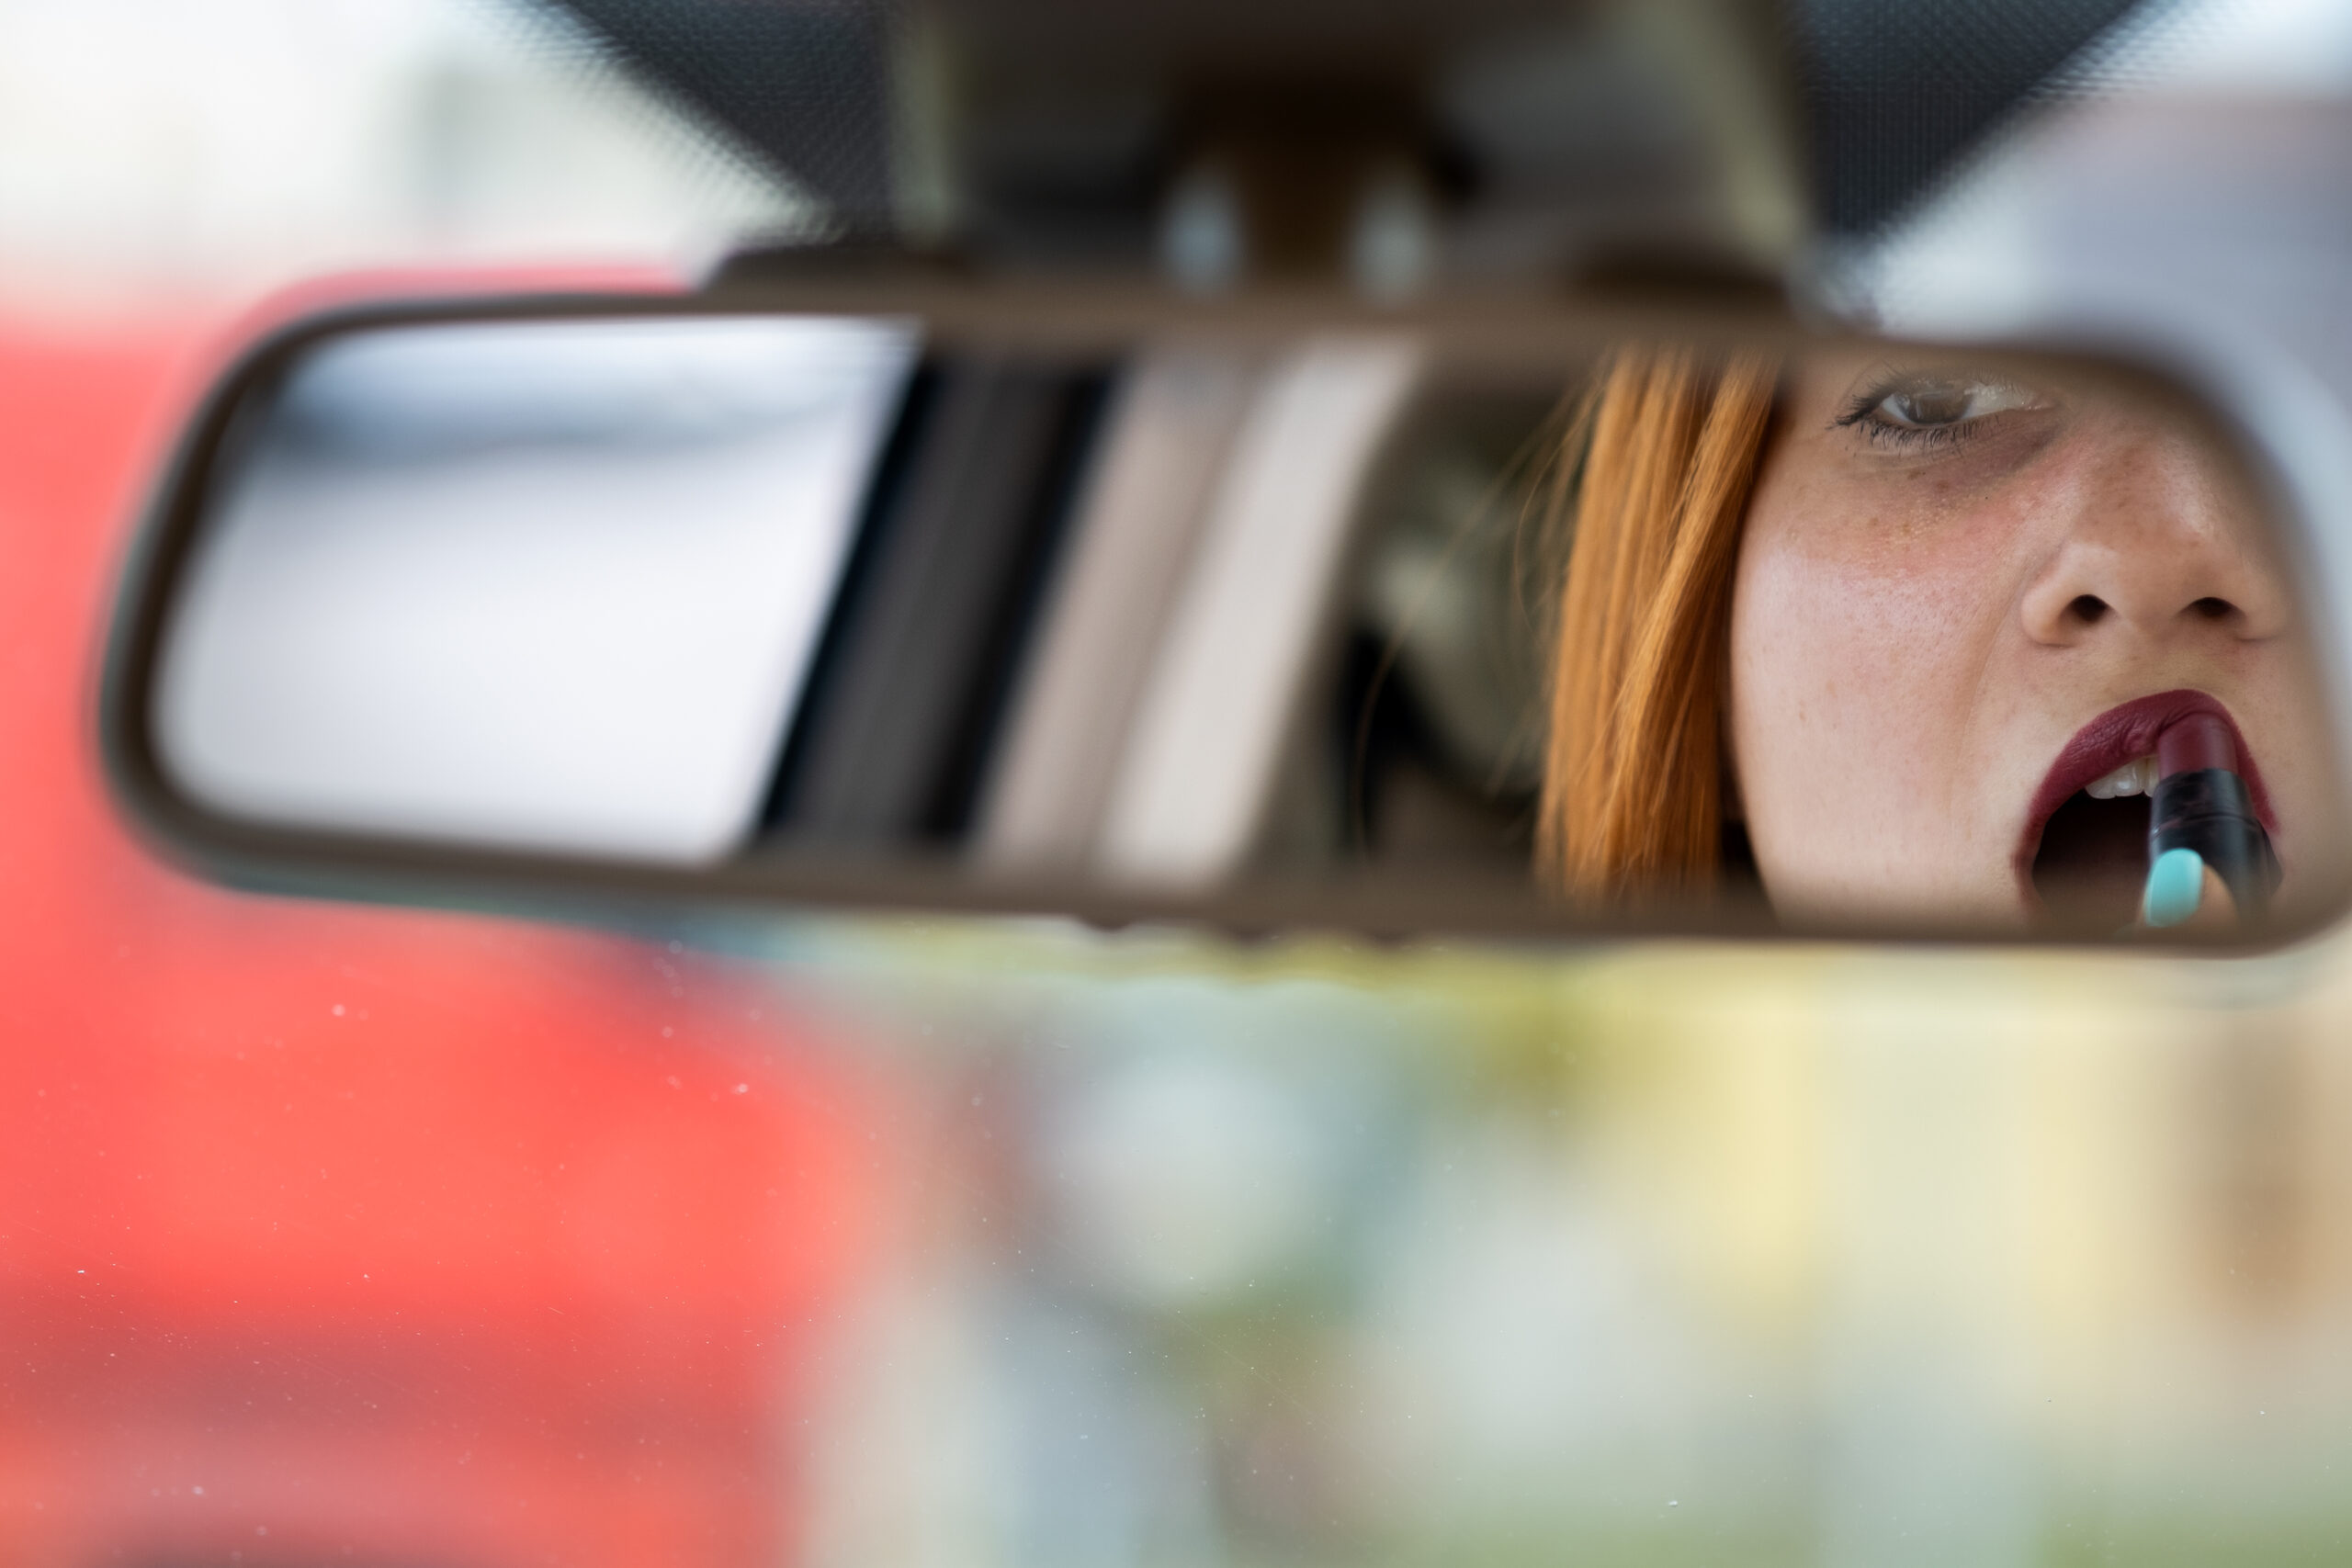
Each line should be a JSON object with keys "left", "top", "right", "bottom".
{"left": 1536, "top": 344, "right": 1780, "bottom": 902}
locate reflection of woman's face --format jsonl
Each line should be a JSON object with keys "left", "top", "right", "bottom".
{"left": 1731, "top": 351, "right": 2340, "bottom": 929}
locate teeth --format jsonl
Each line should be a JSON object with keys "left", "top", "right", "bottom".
{"left": 2086, "top": 754, "right": 2160, "bottom": 799}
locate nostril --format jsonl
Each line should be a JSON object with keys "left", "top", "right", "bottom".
{"left": 2191, "top": 595, "right": 2236, "bottom": 621}
{"left": 2069, "top": 593, "right": 2109, "bottom": 624}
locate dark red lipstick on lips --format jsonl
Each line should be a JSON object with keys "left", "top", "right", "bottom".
{"left": 2024, "top": 692, "right": 2279, "bottom": 928}
{"left": 2150, "top": 711, "right": 2280, "bottom": 918}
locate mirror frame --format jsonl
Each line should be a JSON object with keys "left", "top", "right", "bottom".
{"left": 99, "top": 269, "right": 2334, "bottom": 950}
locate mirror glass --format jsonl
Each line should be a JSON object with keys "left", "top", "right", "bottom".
{"left": 159, "top": 317, "right": 921, "bottom": 863}
{"left": 135, "top": 308, "right": 2351, "bottom": 940}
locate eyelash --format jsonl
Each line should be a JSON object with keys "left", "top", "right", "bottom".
{"left": 1832, "top": 375, "right": 1992, "bottom": 449}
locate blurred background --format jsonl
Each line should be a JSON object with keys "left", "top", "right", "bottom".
{"left": 12, "top": 1, "right": 2352, "bottom": 1564}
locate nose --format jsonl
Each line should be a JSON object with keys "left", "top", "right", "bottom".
{"left": 2018, "top": 414, "right": 2292, "bottom": 648}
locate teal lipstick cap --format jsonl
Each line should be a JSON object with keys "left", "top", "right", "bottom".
{"left": 2143, "top": 846, "right": 2207, "bottom": 928}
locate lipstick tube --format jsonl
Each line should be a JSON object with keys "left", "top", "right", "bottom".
{"left": 2149, "top": 713, "right": 2279, "bottom": 919}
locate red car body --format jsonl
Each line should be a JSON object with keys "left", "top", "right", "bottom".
{"left": 0, "top": 292, "right": 891, "bottom": 1566}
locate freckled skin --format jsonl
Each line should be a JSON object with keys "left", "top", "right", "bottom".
{"left": 1728, "top": 351, "right": 2343, "bottom": 928}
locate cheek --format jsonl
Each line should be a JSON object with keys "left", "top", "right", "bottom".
{"left": 1736, "top": 517, "right": 1988, "bottom": 706}
{"left": 1730, "top": 478, "right": 2026, "bottom": 870}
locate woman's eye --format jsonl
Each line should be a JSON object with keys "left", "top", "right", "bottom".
{"left": 1838, "top": 373, "right": 2046, "bottom": 444}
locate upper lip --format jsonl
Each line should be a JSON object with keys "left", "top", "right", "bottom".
{"left": 2018, "top": 689, "right": 2276, "bottom": 886}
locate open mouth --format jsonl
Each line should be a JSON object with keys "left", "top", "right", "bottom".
{"left": 2021, "top": 690, "right": 2273, "bottom": 930}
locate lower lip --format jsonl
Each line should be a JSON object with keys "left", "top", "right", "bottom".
{"left": 2016, "top": 689, "right": 2274, "bottom": 898}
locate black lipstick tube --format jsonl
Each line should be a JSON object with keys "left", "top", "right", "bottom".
{"left": 2149, "top": 714, "right": 2280, "bottom": 918}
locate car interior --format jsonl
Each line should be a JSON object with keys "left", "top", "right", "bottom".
{"left": 13, "top": 0, "right": 2352, "bottom": 1563}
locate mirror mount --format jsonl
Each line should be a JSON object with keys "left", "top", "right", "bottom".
{"left": 1150, "top": 78, "right": 1443, "bottom": 298}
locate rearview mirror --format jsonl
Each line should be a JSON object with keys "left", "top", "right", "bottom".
{"left": 102, "top": 281, "right": 2352, "bottom": 945}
